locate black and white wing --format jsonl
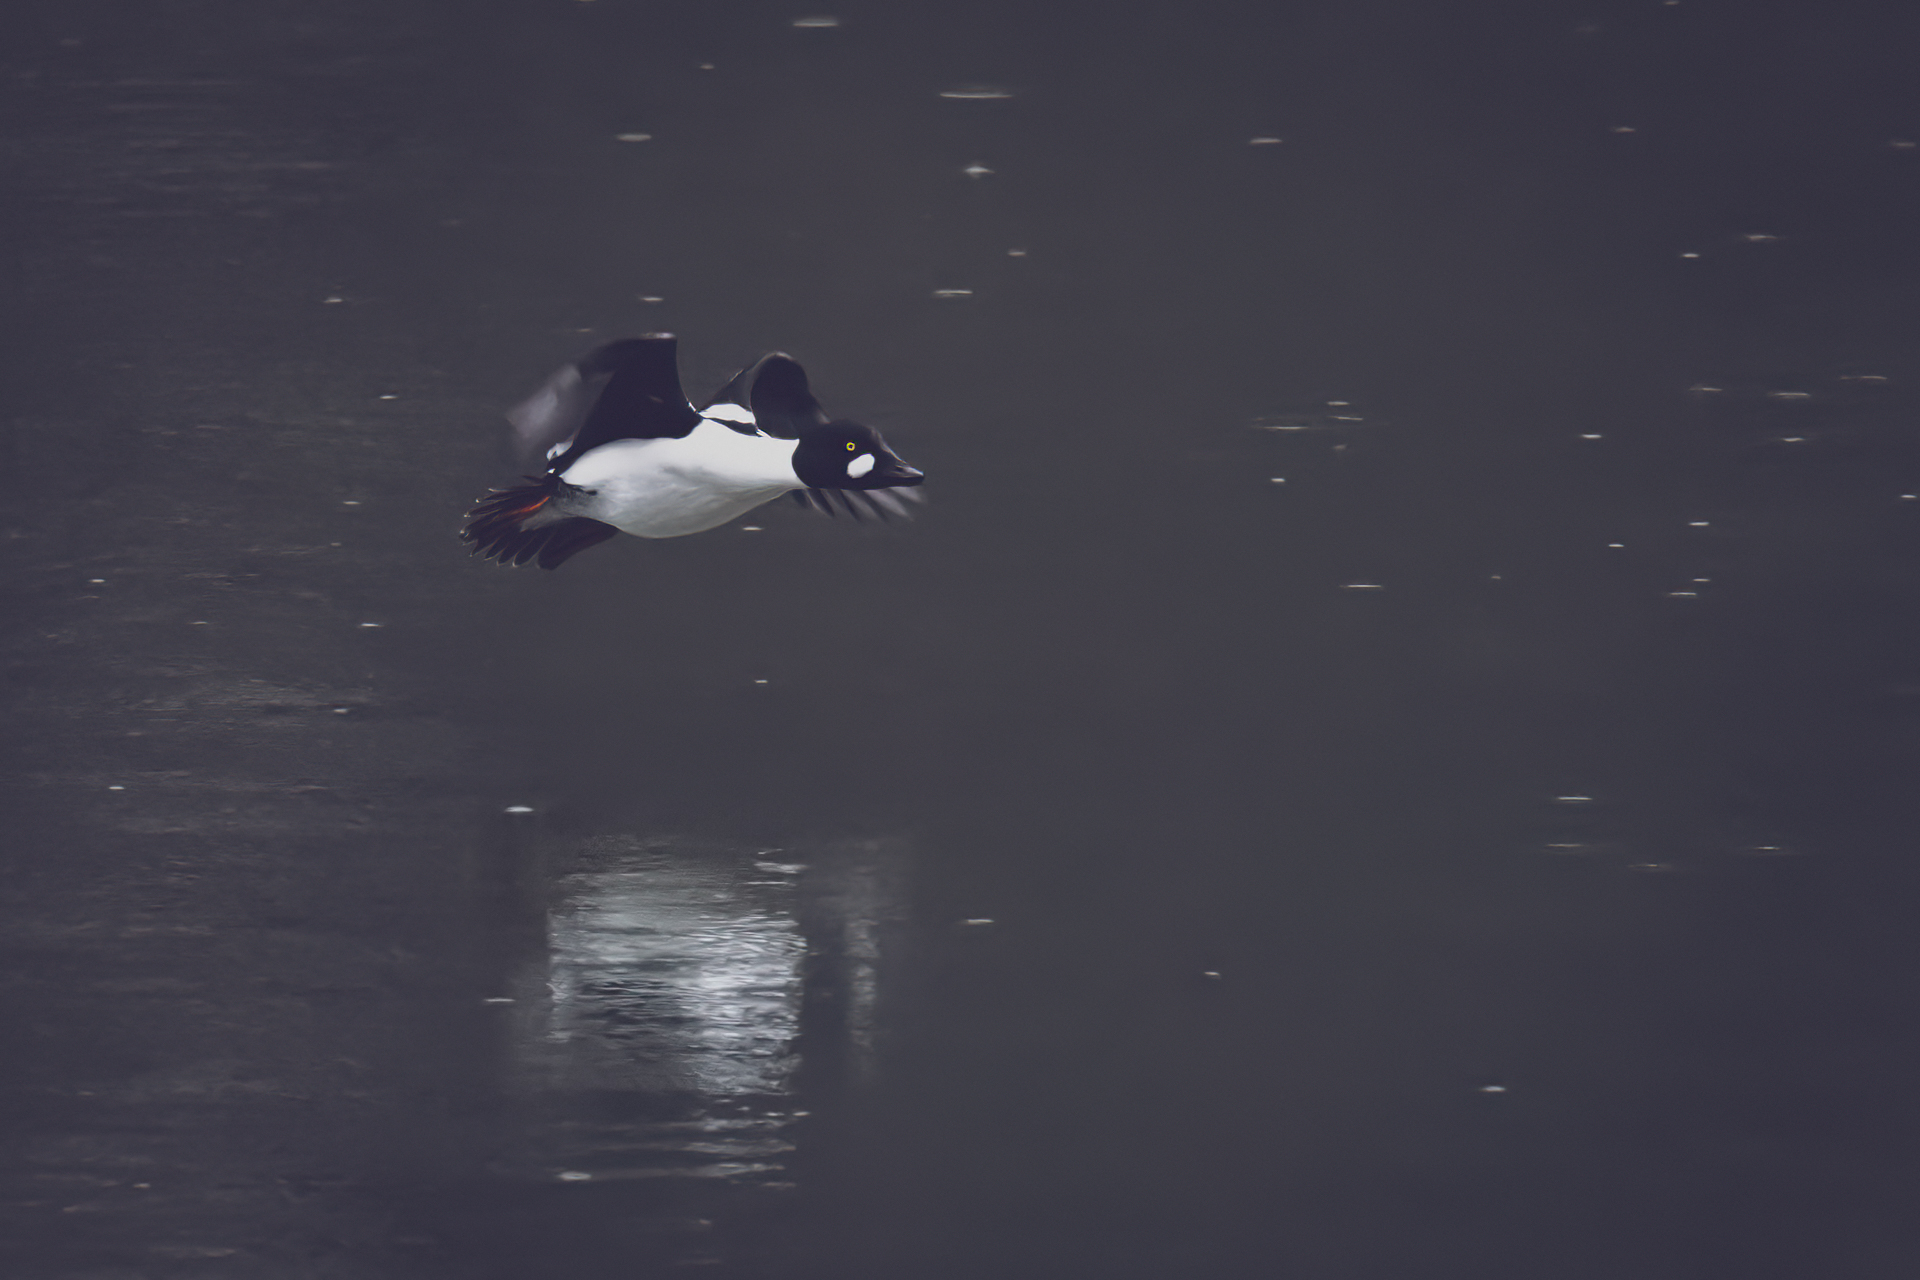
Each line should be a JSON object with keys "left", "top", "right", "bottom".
{"left": 506, "top": 334, "right": 703, "bottom": 474}
{"left": 702, "top": 353, "right": 831, "bottom": 440}
{"left": 707, "top": 351, "right": 923, "bottom": 521}
{"left": 695, "top": 357, "right": 768, "bottom": 436}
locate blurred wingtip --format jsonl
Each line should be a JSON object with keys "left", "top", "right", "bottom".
{"left": 788, "top": 486, "right": 925, "bottom": 522}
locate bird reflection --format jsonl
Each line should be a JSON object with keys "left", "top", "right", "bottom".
{"left": 544, "top": 857, "right": 803, "bottom": 1098}
{"left": 499, "top": 840, "right": 803, "bottom": 1186}
{"left": 502, "top": 837, "right": 898, "bottom": 1188}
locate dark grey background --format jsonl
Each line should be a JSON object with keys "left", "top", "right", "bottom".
{"left": 5, "top": 0, "right": 1920, "bottom": 1276}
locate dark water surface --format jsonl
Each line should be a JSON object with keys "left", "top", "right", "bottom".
{"left": 5, "top": 0, "right": 1920, "bottom": 1276}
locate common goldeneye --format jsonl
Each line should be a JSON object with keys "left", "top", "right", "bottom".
{"left": 461, "top": 334, "right": 924, "bottom": 569}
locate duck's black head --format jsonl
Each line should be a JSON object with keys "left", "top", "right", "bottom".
{"left": 792, "top": 421, "right": 925, "bottom": 490}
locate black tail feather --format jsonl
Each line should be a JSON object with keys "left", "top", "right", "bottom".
{"left": 462, "top": 477, "right": 617, "bottom": 570}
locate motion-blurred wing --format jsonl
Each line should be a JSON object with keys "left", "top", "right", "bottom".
{"left": 506, "top": 361, "right": 608, "bottom": 470}
{"left": 518, "top": 335, "right": 704, "bottom": 474}
{"left": 789, "top": 487, "right": 925, "bottom": 522}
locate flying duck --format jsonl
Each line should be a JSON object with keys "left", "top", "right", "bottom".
{"left": 461, "top": 334, "right": 924, "bottom": 569}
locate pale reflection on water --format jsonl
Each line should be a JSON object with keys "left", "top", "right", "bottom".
{"left": 538, "top": 841, "right": 804, "bottom": 1098}
{"left": 501, "top": 836, "right": 900, "bottom": 1193}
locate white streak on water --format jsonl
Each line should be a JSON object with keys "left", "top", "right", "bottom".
{"left": 503, "top": 838, "right": 900, "bottom": 1193}
{"left": 541, "top": 858, "right": 803, "bottom": 1098}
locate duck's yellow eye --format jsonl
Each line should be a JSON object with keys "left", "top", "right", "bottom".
{"left": 846, "top": 442, "right": 857, "bottom": 451}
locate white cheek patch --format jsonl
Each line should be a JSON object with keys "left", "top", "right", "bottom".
{"left": 846, "top": 452, "right": 876, "bottom": 479}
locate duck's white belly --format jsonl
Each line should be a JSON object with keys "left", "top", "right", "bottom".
{"left": 560, "top": 427, "right": 799, "bottom": 539}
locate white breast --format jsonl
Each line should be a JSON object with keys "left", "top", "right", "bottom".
{"left": 559, "top": 421, "right": 800, "bottom": 539}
